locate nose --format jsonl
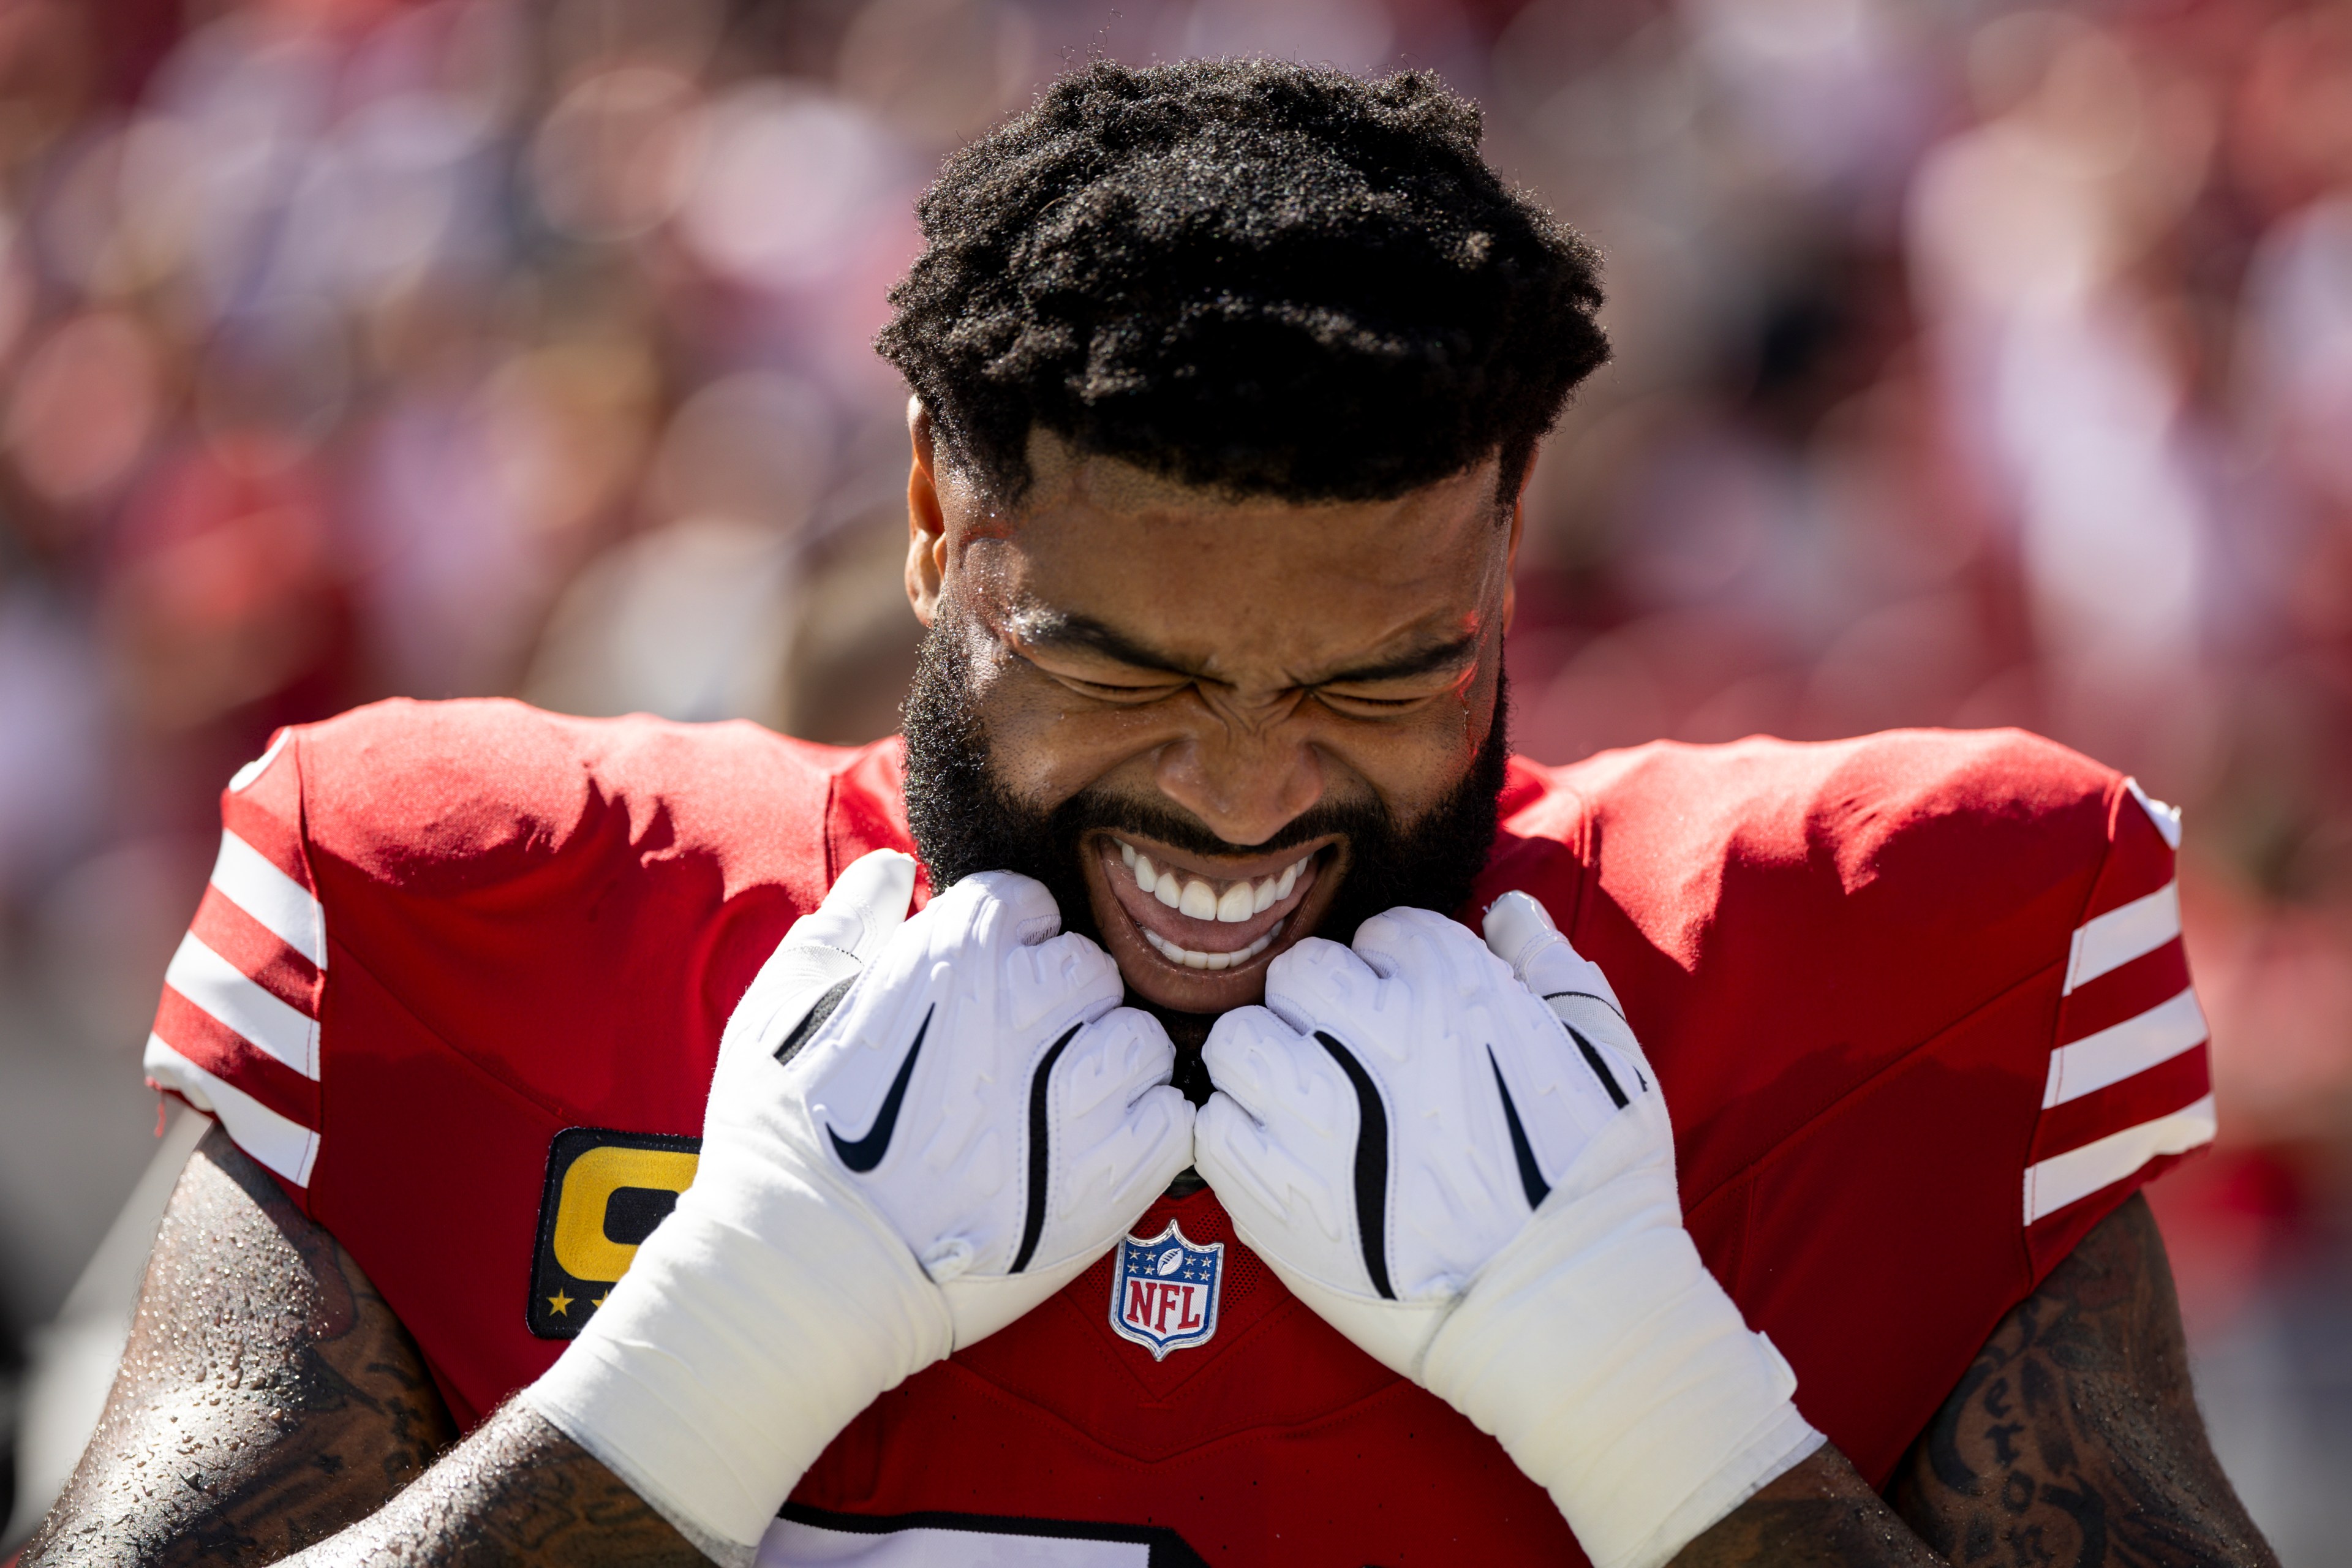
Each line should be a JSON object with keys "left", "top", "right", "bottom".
{"left": 1153, "top": 732, "right": 1325, "bottom": 849}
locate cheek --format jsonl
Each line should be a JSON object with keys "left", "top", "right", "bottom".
{"left": 1346, "top": 718, "right": 1477, "bottom": 817}
{"left": 1336, "top": 663, "right": 1498, "bottom": 816}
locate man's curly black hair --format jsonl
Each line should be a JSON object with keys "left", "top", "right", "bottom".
{"left": 876, "top": 58, "right": 1610, "bottom": 509}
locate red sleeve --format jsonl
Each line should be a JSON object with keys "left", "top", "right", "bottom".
{"left": 2022, "top": 778, "right": 2213, "bottom": 1273}
{"left": 1485, "top": 734, "right": 2218, "bottom": 1488}
{"left": 139, "top": 699, "right": 873, "bottom": 1427}
{"left": 143, "top": 726, "right": 329, "bottom": 1203}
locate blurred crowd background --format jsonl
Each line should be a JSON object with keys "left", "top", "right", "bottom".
{"left": 1, "top": 0, "right": 2348, "bottom": 1556}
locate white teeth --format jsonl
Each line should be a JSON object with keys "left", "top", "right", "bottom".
{"left": 1121, "top": 843, "right": 1316, "bottom": 919}
{"left": 1142, "top": 921, "right": 1283, "bottom": 971}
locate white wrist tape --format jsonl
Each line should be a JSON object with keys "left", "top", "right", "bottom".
{"left": 1419, "top": 1101, "right": 1822, "bottom": 1568}
{"left": 526, "top": 1147, "right": 951, "bottom": 1565}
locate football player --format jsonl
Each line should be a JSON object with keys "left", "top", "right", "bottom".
{"left": 23, "top": 60, "right": 2272, "bottom": 1568}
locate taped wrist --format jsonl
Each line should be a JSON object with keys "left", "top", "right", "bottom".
{"left": 524, "top": 1148, "right": 952, "bottom": 1562}
{"left": 1419, "top": 1110, "right": 1822, "bottom": 1568}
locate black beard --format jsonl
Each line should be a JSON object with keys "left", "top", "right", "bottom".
{"left": 900, "top": 615, "right": 1513, "bottom": 1077}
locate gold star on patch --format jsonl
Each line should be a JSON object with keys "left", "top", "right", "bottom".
{"left": 545, "top": 1291, "right": 572, "bottom": 1316}
{"left": 591, "top": 1295, "right": 607, "bottom": 1308}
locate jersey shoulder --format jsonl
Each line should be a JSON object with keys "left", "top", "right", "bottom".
{"left": 288, "top": 696, "right": 894, "bottom": 899}
{"left": 1488, "top": 726, "right": 2190, "bottom": 1191}
{"left": 1492, "top": 727, "right": 2120, "bottom": 970}
{"left": 146, "top": 698, "right": 913, "bottom": 1201}
{"left": 145, "top": 701, "right": 919, "bottom": 1421}
{"left": 1483, "top": 729, "right": 2209, "bottom": 1485}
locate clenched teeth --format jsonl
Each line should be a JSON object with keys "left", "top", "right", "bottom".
{"left": 1117, "top": 841, "right": 1308, "bottom": 922}
{"left": 1142, "top": 920, "right": 1284, "bottom": 971}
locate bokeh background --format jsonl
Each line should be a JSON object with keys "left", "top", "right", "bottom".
{"left": 1, "top": 0, "right": 2348, "bottom": 1556}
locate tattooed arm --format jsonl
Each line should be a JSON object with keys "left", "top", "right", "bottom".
{"left": 18, "top": 1125, "right": 696, "bottom": 1568}
{"left": 1670, "top": 1193, "right": 2276, "bottom": 1567}
{"left": 1883, "top": 1192, "right": 2275, "bottom": 1568}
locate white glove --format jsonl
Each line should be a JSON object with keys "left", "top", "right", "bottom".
{"left": 1195, "top": 895, "right": 1820, "bottom": 1568}
{"left": 527, "top": 853, "right": 1196, "bottom": 1566}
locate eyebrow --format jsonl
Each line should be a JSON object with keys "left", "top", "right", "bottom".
{"left": 1009, "top": 609, "right": 1480, "bottom": 687}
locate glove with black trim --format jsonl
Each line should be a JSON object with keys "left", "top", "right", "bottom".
{"left": 529, "top": 852, "right": 1194, "bottom": 1566}
{"left": 1194, "top": 895, "right": 1820, "bottom": 1568}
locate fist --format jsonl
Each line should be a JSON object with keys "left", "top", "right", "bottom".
{"left": 1193, "top": 904, "right": 1647, "bottom": 1375}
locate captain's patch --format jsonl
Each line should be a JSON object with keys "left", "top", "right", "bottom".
{"left": 1109, "top": 1221, "right": 1223, "bottom": 1359}
{"left": 527, "top": 1126, "right": 700, "bottom": 1339}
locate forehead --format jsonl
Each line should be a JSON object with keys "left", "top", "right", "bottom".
{"left": 949, "top": 434, "right": 1508, "bottom": 671}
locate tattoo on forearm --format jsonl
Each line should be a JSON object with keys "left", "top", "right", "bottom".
{"left": 277, "top": 1403, "right": 701, "bottom": 1568}
{"left": 1887, "top": 1194, "right": 2278, "bottom": 1568}
{"left": 19, "top": 1126, "right": 458, "bottom": 1567}
{"left": 22, "top": 1126, "right": 696, "bottom": 1568}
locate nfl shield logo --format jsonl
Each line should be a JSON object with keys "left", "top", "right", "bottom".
{"left": 1109, "top": 1222, "right": 1223, "bottom": 1359}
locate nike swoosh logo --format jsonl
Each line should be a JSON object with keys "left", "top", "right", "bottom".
{"left": 1313, "top": 1030, "right": 1394, "bottom": 1302}
{"left": 1488, "top": 1047, "right": 1550, "bottom": 1210}
{"left": 826, "top": 1006, "right": 932, "bottom": 1174}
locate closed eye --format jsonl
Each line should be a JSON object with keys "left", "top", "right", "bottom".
{"left": 1314, "top": 688, "right": 1444, "bottom": 718}
{"left": 1050, "top": 673, "right": 1189, "bottom": 703}
{"left": 1313, "top": 663, "right": 1472, "bottom": 718}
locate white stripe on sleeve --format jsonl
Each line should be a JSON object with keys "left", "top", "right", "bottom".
{"left": 2126, "top": 777, "right": 2183, "bottom": 850}
{"left": 143, "top": 1035, "right": 320, "bottom": 1187}
{"left": 163, "top": 932, "right": 320, "bottom": 1079}
{"left": 211, "top": 829, "right": 326, "bottom": 969}
{"left": 2041, "top": 986, "right": 2207, "bottom": 1108}
{"left": 2024, "top": 1095, "right": 2215, "bottom": 1224}
{"left": 227, "top": 728, "right": 293, "bottom": 793}
{"left": 2063, "top": 881, "right": 2180, "bottom": 995}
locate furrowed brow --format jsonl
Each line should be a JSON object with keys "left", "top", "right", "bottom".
{"left": 1009, "top": 608, "right": 1480, "bottom": 688}
{"left": 1317, "top": 633, "right": 1482, "bottom": 686}
{"left": 1009, "top": 609, "right": 1199, "bottom": 677}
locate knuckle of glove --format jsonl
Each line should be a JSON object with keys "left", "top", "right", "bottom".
{"left": 1205, "top": 1006, "right": 1350, "bottom": 1136}
{"left": 1058, "top": 1009, "right": 1174, "bottom": 1119}
{"left": 1200, "top": 1005, "right": 1294, "bottom": 1101}
{"left": 1351, "top": 906, "right": 1471, "bottom": 977}
{"left": 1004, "top": 932, "right": 1121, "bottom": 1033}
{"left": 957, "top": 869, "right": 1062, "bottom": 942}
{"left": 1110, "top": 1009, "right": 1178, "bottom": 1093}
{"left": 1262, "top": 936, "right": 1379, "bottom": 1032}
{"left": 1044, "top": 930, "right": 1124, "bottom": 1003}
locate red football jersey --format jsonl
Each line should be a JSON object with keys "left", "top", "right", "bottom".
{"left": 144, "top": 699, "right": 2214, "bottom": 1566}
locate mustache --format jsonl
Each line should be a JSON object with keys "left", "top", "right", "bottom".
{"left": 1044, "top": 787, "right": 1389, "bottom": 862}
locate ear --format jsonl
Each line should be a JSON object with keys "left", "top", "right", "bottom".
{"left": 905, "top": 396, "right": 947, "bottom": 628}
